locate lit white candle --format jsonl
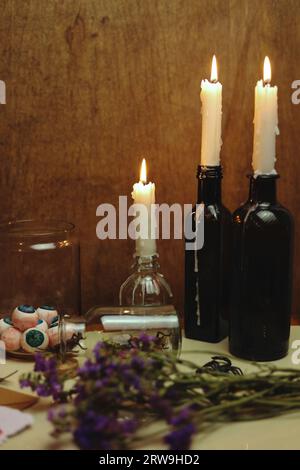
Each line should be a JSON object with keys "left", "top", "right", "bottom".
{"left": 252, "top": 56, "right": 279, "bottom": 175}
{"left": 200, "top": 55, "right": 223, "bottom": 166}
{"left": 132, "top": 158, "right": 157, "bottom": 257}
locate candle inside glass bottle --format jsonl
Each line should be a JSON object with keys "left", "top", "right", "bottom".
{"left": 200, "top": 55, "right": 223, "bottom": 166}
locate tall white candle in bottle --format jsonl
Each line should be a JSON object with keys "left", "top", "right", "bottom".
{"left": 131, "top": 158, "right": 157, "bottom": 257}
{"left": 200, "top": 55, "right": 223, "bottom": 166}
{"left": 252, "top": 56, "right": 279, "bottom": 175}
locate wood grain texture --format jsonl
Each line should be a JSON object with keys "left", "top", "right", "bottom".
{"left": 0, "top": 0, "right": 299, "bottom": 321}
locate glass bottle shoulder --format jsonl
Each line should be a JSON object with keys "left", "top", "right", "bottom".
{"left": 233, "top": 200, "right": 293, "bottom": 228}
{"left": 191, "top": 202, "right": 231, "bottom": 223}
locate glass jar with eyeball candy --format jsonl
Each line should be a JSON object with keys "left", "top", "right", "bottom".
{"left": 0, "top": 220, "right": 81, "bottom": 357}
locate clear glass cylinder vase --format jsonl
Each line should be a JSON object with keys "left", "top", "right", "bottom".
{"left": 0, "top": 219, "right": 81, "bottom": 357}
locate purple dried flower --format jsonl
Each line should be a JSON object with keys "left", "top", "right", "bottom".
{"left": 149, "top": 394, "right": 172, "bottom": 420}
{"left": 170, "top": 406, "right": 192, "bottom": 426}
{"left": 20, "top": 352, "right": 65, "bottom": 401}
{"left": 164, "top": 423, "right": 196, "bottom": 450}
{"left": 19, "top": 379, "right": 31, "bottom": 388}
{"left": 73, "top": 411, "right": 136, "bottom": 450}
{"left": 164, "top": 405, "right": 198, "bottom": 450}
{"left": 48, "top": 406, "right": 67, "bottom": 422}
{"left": 36, "top": 384, "right": 50, "bottom": 397}
{"left": 50, "top": 381, "right": 64, "bottom": 401}
{"left": 93, "top": 341, "right": 111, "bottom": 362}
{"left": 20, "top": 336, "right": 200, "bottom": 451}
{"left": 137, "top": 333, "right": 158, "bottom": 350}
{"left": 122, "top": 369, "right": 141, "bottom": 391}
{"left": 121, "top": 418, "right": 137, "bottom": 434}
{"left": 127, "top": 333, "right": 160, "bottom": 351}
{"left": 47, "top": 408, "right": 56, "bottom": 422}
{"left": 164, "top": 385, "right": 181, "bottom": 401}
{"left": 34, "top": 353, "right": 57, "bottom": 373}
{"left": 131, "top": 355, "right": 145, "bottom": 371}
{"left": 77, "top": 360, "right": 102, "bottom": 378}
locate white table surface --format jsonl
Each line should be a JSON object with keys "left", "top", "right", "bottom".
{"left": 1, "top": 327, "right": 300, "bottom": 450}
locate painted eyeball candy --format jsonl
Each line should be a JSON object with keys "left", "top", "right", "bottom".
{"left": 36, "top": 306, "right": 58, "bottom": 326}
{"left": 1, "top": 327, "right": 22, "bottom": 351}
{"left": 21, "top": 328, "right": 49, "bottom": 353}
{"left": 47, "top": 325, "right": 60, "bottom": 347}
{"left": 48, "top": 324, "right": 74, "bottom": 348}
{"left": 12, "top": 305, "right": 38, "bottom": 332}
{"left": 50, "top": 316, "right": 59, "bottom": 327}
{"left": 0, "top": 317, "right": 13, "bottom": 336}
{"left": 35, "top": 319, "right": 48, "bottom": 332}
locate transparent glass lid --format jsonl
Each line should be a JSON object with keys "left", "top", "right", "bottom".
{"left": 0, "top": 219, "right": 75, "bottom": 245}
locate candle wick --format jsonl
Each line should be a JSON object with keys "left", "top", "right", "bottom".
{"left": 211, "top": 79, "right": 218, "bottom": 84}
{"left": 264, "top": 79, "right": 271, "bottom": 86}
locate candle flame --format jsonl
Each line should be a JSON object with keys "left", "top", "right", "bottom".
{"left": 140, "top": 158, "right": 147, "bottom": 184}
{"left": 263, "top": 56, "right": 271, "bottom": 84}
{"left": 211, "top": 55, "right": 218, "bottom": 83}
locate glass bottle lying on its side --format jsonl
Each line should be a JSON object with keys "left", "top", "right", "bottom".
{"left": 60, "top": 304, "right": 181, "bottom": 357}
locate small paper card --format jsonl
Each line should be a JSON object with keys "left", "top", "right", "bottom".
{"left": 0, "top": 406, "right": 33, "bottom": 441}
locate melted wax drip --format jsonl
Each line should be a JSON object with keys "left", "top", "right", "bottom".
{"left": 194, "top": 249, "right": 200, "bottom": 326}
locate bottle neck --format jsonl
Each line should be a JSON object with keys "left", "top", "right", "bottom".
{"left": 59, "top": 316, "right": 86, "bottom": 360}
{"left": 197, "top": 165, "right": 222, "bottom": 204}
{"left": 133, "top": 254, "right": 160, "bottom": 272}
{"left": 248, "top": 174, "right": 278, "bottom": 204}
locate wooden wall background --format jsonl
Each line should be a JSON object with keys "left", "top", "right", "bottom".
{"left": 0, "top": 0, "right": 300, "bottom": 321}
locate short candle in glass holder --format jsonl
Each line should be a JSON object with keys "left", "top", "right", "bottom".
{"left": 118, "top": 158, "right": 181, "bottom": 353}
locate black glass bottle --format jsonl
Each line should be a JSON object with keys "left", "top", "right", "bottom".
{"left": 184, "top": 165, "right": 231, "bottom": 343}
{"left": 229, "top": 174, "right": 294, "bottom": 361}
